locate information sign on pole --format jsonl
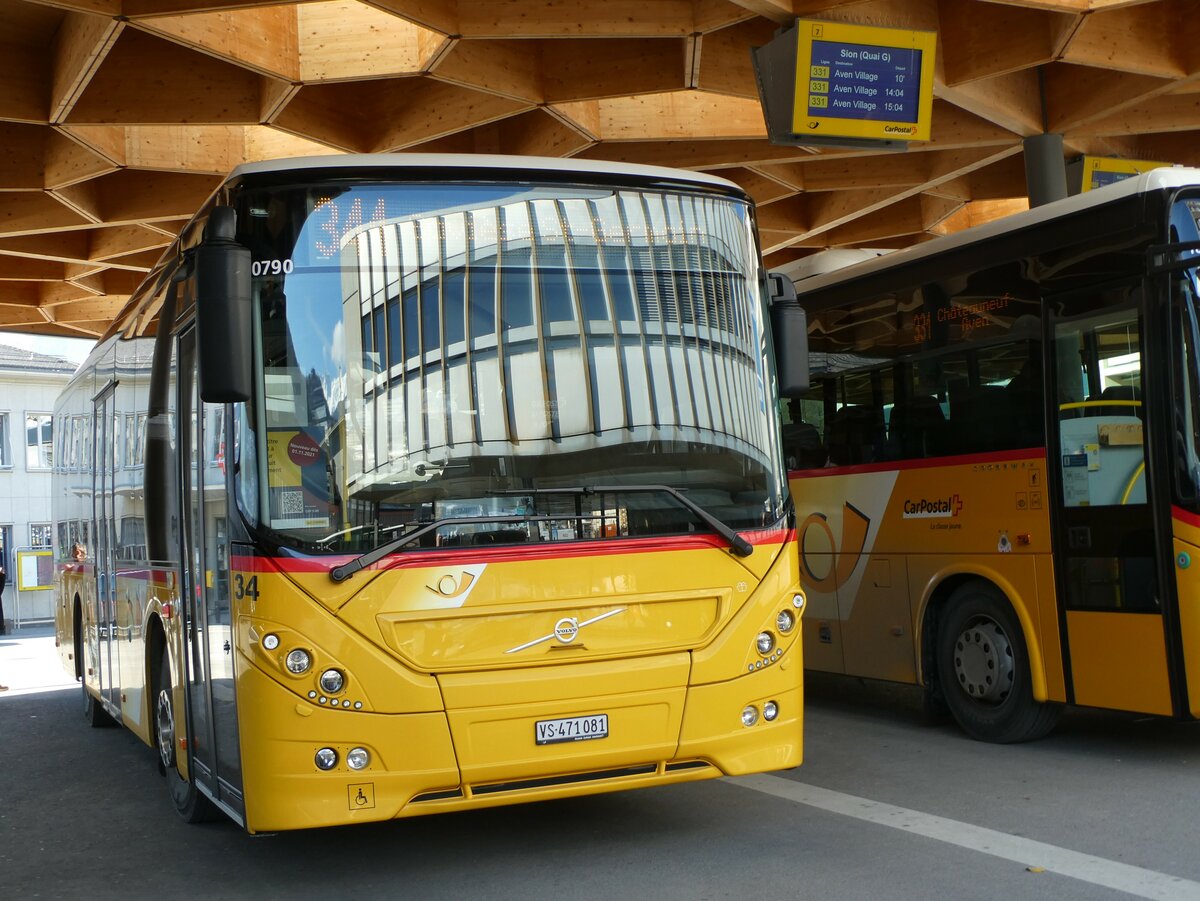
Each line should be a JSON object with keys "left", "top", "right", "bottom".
{"left": 754, "top": 19, "right": 936, "bottom": 150}
{"left": 1079, "top": 156, "right": 1172, "bottom": 192}
{"left": 795, "top": 19, "right": 937, "bottom": 142}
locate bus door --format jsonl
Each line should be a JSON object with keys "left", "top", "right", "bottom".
{"left": 178, "top": 327, "right": 245, "bottom": 821}
{"left": 1050, "top": 301, "right": 1174, "bottom": 715}
{"left": 92, "top": 380, "right": 120, "bottom": 713}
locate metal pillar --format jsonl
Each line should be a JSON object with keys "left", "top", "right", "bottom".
{"left": 1023, "top": 134, "right": 1068, "bottom": 208}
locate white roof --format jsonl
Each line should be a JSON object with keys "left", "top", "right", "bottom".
{"left": 229, "top": 153, "right": 740, "bottom": 193}
{"left": 797, "top": 165, "right": 1200, "bottom": 295}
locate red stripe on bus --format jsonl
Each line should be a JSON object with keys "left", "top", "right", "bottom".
{"left": 231, "top": 528, "right": 795, "bottom": 574}
{"left": 1173, "top": 505, "right": 1200, "bottom": 529}
{"left": 788, "top": 446, "right": 1046, "bottom": 479}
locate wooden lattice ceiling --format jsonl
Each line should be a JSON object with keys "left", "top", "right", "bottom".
{"left": 1, "top": 0, "right": 1196, "bottom": 337}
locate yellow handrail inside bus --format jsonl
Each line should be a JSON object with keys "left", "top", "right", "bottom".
{"left": 1121, "top": 461, "right": 1146, "bottom": 505}
{"left": 1058, "top": 400, "right": 1142, "bottom": 411}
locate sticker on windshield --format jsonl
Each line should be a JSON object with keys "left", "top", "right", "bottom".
{"left": 267, "top": 427, "right": 336, "bottom": 529}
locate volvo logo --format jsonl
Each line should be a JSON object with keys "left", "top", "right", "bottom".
{"left": 506, "top": 607, "right": 627, "bottom": 654}
{"left": 553, "top": 618, "right": 580, "bottom": 644}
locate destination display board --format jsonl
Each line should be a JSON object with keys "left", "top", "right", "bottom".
{"left": 1080, "top": 156, "right": 1172, "bottom": 192}
{"left": 793, "top": 19, "right": 936, "bottom": 144}
{"left": 753, "top": 19, "right": 937, "bottom": 150}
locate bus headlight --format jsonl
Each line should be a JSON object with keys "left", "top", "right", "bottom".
{"left": 314, "top": 747, "right": 338, "bottom": 771}
{"left": 741, "top": 705, "right": 760, "bottom": 727}
{"left": 756, "top": 631, "right": 776, "bottom": 656}
{"left": 347, "top": 747, "right": 370, "bottom": 771}
{"left": 319, "top": 669, "right": 345, "bottom": 694}
{"left": 286, "top": 648, "right": 312, "bottom": 674}
{"left": 763, "top": 700, "right": 779, "bottom": 721}
{"left": 793, "top": 593, "right": 806, "bottom": 610}
{"left": 776, "top": 609, "right": 796, "bottom": 634}
{"left": 262, "top": 633, "right": 280, "bottom": 650}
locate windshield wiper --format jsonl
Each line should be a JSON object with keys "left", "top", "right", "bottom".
{"left": 491, "top": 484, "right": 753, "bottom": 557}
{"left": 329, "top": 514, "right": 550, "bottom": 583}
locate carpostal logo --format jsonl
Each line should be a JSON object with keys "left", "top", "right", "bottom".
{"left": 902, "top": 494, "right": 963, "bottom": 519}
{"left": 884, "top": 125, "right": 918, "bottom": 135}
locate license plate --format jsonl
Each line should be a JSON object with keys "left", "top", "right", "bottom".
{"left": 535, "top": 713, "right": 609, "bottom": 745}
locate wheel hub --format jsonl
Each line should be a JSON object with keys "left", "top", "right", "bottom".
{"left": 156, "top": 688, "right": 175, "bottom": 770}
{"left": 952, "top": 617, "right": 1014, "bottom": 704}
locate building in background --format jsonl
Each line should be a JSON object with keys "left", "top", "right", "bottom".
{"left": 0, "top": 343, "right": 78, "bottom": 630}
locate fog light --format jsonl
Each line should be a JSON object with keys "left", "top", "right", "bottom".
{"left": 347, "top": 747, "right": 370, "bottom": 770}
{"left": 314, "top": 747, "right": 338, "bottom": 771}
{"left": 756, "top": 631, "right": 776, "bottom": 656}
{"left": 776, "top": 609, "right": 796, "bottom": 634}
{"left": 793, "top": 593, "right": 806, "bottom": 610}
{"left": 319, "top": 669, "right": 345, "bottom": 694}
{"left": 741, "top": 705, "right": 759, "bottom": 727}
{"left": 262, "top": 633, "right": 280, "bottom": 650}
{"left": 763, "top": 700, "right": 779, "bottom": 721}
{"left": 285, "top": 648, "right": 312, "bottom": 674}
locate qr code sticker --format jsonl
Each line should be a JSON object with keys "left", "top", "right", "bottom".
{"left": 280, "top": 490, "right": 304, "bottom": 516}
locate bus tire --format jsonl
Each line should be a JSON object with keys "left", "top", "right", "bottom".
{"left": 936, "top": 581, "right": 1059, "bottom": 743}
{"left": 156, "top": 647, "right": 220, "bottom": 823}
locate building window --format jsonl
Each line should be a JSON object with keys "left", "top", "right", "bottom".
{"left": 30, "top": 523, "right": 52, "bottom": 548}
{"left": 0, "top": 412, "right": 10, "bottom": 467}
{"left": 25, "top": 413, "right": 53, "bottom": 470}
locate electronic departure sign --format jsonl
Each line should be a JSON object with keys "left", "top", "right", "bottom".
{"left": 753, "top": 19, "right": 937, "bottom": 151}
{"left": 1078, "top": 156, "right": 1172, "bottom": 192}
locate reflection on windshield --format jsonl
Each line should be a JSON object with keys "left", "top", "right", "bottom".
{"left": 239, "top": 179, "right": 784, "bottom": 553}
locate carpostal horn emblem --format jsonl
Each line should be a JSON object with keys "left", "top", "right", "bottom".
{"left": 426, "top": 563, "right": 487, "bottom": 606}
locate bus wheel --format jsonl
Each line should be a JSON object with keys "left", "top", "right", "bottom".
{"left": 936, "top": 582, "right": 1059, "bottom": 743}
{"left": 156, "top": 648, "right": 220, "bottom": 823}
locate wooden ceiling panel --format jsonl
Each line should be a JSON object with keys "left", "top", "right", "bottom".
{"left": 135, "top": 6, "right": 299, "bottom": 81}
{"left": 370, "top": 79, "right": 534, "bottom": 151}
{"left": 542, "top": 39, "right": 689, "bottom": 103}
{"left": 455, "top": 0, "right": 696, "bottom": 38}
{"left": 432, "top": 39, "right": 545, "bottom": 102}
{"left": 570, "top": 91, "right": 766, "bottom": 142}
{"left": 695, "top": 19, "right": 778, "bottom": 98}
{"left": 43, "top": 129, "right": 120, "bottom": 188}
{"left": 65, "top": 28, "right": 266, "bottom": 124}
{"left": 297, "top": 1, "right": 441, "bottom": 82}
{"left": 938, "top": 0, "right": 1076, "bottom": 86}
{"left": 1061, "top": 2, "right": 1184, "bottom": 78}
{"left": 3, "top": 0, "right": 1200, "bottom": 336}
{"left": 0, "top": 191, "right": 95, "bottom": 236}
{"left": 713, "top": 166, "right": 800, "bottom": 205}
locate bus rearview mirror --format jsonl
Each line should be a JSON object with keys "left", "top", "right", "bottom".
{"left": 196, "top": 206, "right": 253, "bottom": 403}
{"left": 767, "top": 272, "right": 810, "bottom": 396}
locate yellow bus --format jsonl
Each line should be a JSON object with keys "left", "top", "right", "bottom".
{"left": 786, "top": 167, "right": 1200, "bottom": 742}
{"left": 53, "top": 154, "right": 809, "bottom": 831}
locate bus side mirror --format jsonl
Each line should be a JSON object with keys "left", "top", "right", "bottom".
{"left": 767, "top": 271, "right": 810, "bottom": 396}
{"left": 196, "top": 206, "right": 253, "bottom": 403}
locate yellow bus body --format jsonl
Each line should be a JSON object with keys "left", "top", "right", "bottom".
{"left": 791, "top": 450, "right": 1177, "bottom": 719}
{"left": 61, "top": 534, "right": 803, "bottom": 832}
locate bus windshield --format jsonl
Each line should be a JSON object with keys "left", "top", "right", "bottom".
{"left": 235, "top": 179, "right": 784, "bottom": 554}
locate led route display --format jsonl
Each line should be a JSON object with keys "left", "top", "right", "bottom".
{"left": 807, "top": 39, "right": 922, "bottom": 124}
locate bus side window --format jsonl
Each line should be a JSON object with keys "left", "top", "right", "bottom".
{"left": 886, "top": 394, "right": 946, "bottom": 459}
{"left": 828, "top": 404, "right": 883, "bottom": 465}
{"left": 781, "top": 397, "right": 826, "bottom": 469}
